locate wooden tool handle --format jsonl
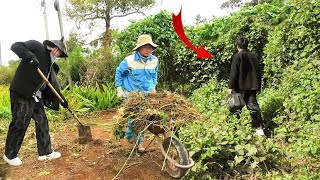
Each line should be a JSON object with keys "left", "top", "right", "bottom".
{"left": 37, "top": 68, "right": 64, "bottom": 103}
{"left": 37, "top": 68, "right": 85, "bottom": 126}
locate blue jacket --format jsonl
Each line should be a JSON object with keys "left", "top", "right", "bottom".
{"left": 115, "top": 52, "right": 158, "bottom": 93}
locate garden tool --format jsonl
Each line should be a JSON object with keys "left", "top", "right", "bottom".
{"left": 37, "top": 68, "right": 92, "bottom": 143}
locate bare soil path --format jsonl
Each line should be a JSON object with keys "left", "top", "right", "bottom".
{"left": 0, "top": 110, "right": 173, "bottom": 180}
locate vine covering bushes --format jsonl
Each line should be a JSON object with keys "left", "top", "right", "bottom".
{"left": 0, "top": 0, "right": 318, "bottom": 178}
{"left": 117, "top": 2, "right": 286, "bottom": 93}
{"left": 263, "top": 0, "right": 320, "bottom": 86}
{"left": 177, "top": 0, "right": 320, "bottom": 178}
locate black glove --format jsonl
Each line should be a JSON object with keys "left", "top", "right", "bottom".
{"left": 60, "top": 94, "right": 69, "bottom": 109}
{"left": 29, "top": 57, "right": 40, "bottom": 68}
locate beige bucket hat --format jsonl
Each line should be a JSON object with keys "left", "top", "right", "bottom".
{"left": 133, "top": 34, "right": 158, "bottom": 51}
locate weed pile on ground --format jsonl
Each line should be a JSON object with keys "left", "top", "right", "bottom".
{"left": 113, "top": 91, "right": 205, "bottom": 139}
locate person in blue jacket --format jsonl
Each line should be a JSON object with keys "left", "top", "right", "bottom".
{"left": 115, "top": 34, "right": 158, "bottom": 152}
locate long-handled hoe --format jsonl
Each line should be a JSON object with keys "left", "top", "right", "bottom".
{"left": 37, "top": 68, "right": 92, "bottom": 143}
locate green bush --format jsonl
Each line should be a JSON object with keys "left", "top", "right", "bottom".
{"left": 179, "top": 79, "right": 282, "bottom": 179}
{"left": 263, "top": 0, "right": 320, "bottom": 87}
{"left": 0, "top": 85, "right": 11, "bottom": 117}
{"left": 179, "top": 53, "right": 320, "bottom": 178}
{"left": 279, "top": 57, "right": 320, "bottom": 122}
{"left": 0, "top": 60, "right": 19, "bottom": 85}
{"left": 71, "top": 82, "right": 120, "bottom": 111}
{"left": 173, "top": 2, "right": 285, "bottom": 92}
{"left": 78, "top": 49, "right": 120, "bottom": 86}
{"left": 270, "top": 56, "right": 320, "bottom": 174}
{"left": 0, "top": 85, "right": 11, "bottom": 135}
{"left": 57, "top": 45, "right": 86, "bottom": 86}
{"left": 258, "top": 88, "right": 285, "bottom": 136}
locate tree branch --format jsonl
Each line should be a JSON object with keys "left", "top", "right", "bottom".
{"left": 110, "top": 10, "right": 145, "bottom": 20}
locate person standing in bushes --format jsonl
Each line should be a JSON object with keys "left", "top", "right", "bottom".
{"left": 3, "top": 39, "right": 69, "bottom": 166}
{"left": 228, "top": 37, "right": 265, "bottom": 136}
{"left": 115, "top": 34, "right": 158, "bottom": 152}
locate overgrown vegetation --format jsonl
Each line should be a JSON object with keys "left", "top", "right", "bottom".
{"left": 0, "top": 0, "right": 319, "bottom": 178}
{"left": 0, "top": 85, "right": 11, "bottom": 135}
{"left": 263, "top": 0, "right": 320, "bottom": 87}
{"left": 178, "top": 0, "right": 320, "bottom": 178}
{"left": 0, "top": 61, "right": 19, "bottom": 85}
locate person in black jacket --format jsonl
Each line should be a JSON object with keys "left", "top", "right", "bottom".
{"left": 3, "top": 39, "right": 69, "bottom": 166}
{"left": 228, "top": 37, "right": 265, "bottom": 136}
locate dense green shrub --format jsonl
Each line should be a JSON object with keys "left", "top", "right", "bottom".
{"left": 271, "top": 56, "right": 320, "bottom": 171}
{"left": 177, "top": 4, "right": 320, "bottom": 173}
{"left": 0, "top": 60, "right": 19, "bottom": 85}
{"left": 56, "top": 43, "right": 87, "bottom": 87}
{"left": 258, "top": 88, "right": 285, "bottom": 136}
{"left": 0, "top": 85, "right": 10, "bottom": 137}
{"left": 180, "top": 62, "right": 320, "bottom": 178}
{"left": 116, "top": 4, "right": 284, "bottom": 94}
{"left": 173, "top": 3, "right": 285, "bottom": 91}
{"left": 280, "top": 57, "right": 320, "bottom": 122}
{"left": 179, "top": 79, "right": 283, "bottom": 179}
{"left": 0, "top": 85, "right": 11, "bottom": 120}
{"left": 263, "top": 0, "right": 320, "bottom": 86}
{"left": 71, "top": 82, "right": 120, "bottom": 111}
{"left": 81, "top": 49, "right": 121, "bottom": 86}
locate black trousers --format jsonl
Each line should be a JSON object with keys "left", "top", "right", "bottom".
{"left": 236, "top": 90, "right": 264, "bottom": 128}
{"left": 5, "top": 91, "right": 52, "bottom": 159}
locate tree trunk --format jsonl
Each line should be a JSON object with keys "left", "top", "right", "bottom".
{"left": 104, "top": 15, "right": 111, "bottom": 54}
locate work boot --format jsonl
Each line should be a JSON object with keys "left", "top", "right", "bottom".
{"left": 3, "top": 155, "right": 22, "bottom": 166}
{"left": 38, "top": 151, "right": 61, "bottom": 161}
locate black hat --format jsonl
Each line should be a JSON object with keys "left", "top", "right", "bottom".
{"left": 43, "top": 38, "right": 68, "bottom": 58}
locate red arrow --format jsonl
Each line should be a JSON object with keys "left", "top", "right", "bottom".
{"left": 172, "top": 7, "right": 213, "bottom": 59}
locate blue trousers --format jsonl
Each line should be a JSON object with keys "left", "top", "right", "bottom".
{"left": 125, "top": 119, "right": 144, "bottom": 144}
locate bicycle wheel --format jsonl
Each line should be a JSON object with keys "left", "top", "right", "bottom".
{"left": 162, "top": 137, "right": 189, "bottom": 178}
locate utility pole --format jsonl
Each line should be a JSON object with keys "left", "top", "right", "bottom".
{"left": 54, "top": 0, "right": 72, "bottom": 87}
{"left": 42, "top": 0, "right": 49, "bottom": 39}
{"left": 54, "top": 0, "right": 64, "bottom": 38}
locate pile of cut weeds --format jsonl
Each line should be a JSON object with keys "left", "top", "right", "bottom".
{"left": 113, "top": 91, "right": 206, "bottom": 139}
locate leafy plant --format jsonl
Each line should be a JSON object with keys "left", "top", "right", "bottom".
{"left": 263, "top": 0, "right": 320, "bottom": 87}
{"left": 0, "top": 85, "right": 11, "bottom": 135}
{"left": 0, "top": 60, "right": 19, "bottom": 85}
{"left": 179, "top": 79, "right": 282, "bottom": 179}
{"left": 71, "top": 82, "right": 120, "bottom": 111}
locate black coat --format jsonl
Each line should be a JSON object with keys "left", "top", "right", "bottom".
{"left": 228, "top": 49, "right": 261, "bottom": 91}
{"left": 10, "top": 40, "right": 61, "bottom": 110}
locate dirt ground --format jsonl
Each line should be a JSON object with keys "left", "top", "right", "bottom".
{"left": 0, "top": 110, "right": 175, "bottom": 180}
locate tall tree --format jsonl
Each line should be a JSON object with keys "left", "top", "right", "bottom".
{"left": 65, "top": 0, "right": 156, "bottom": 53}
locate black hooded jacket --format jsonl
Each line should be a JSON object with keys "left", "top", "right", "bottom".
{"left": 10, "top": 40, "right": 61, "bottom": 110}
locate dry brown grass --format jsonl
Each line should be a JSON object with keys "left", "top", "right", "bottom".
{"left": 114, "top": 91, "right": 206, "bottom": 134}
